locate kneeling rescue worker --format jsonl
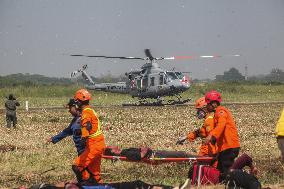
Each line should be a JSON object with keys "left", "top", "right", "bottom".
{"left": 72, "top": 89, "right": 106, "bottom": 185}
{"left": 177, "top": 97, "right": 217, "bottom": 157}
{"left": 204, "top": 90, "right": 240, "bottom": 181}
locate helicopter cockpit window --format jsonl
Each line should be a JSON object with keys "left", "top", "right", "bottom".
{"left": 175, "top": 72, "right": 184, "bottom": 79}
{"left": 150, "top": 77, "right": 155, "bottom": 86}
{"left": 166, "top": 72, "right": 178, "bottom": 80}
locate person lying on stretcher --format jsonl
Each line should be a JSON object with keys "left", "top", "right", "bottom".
{"left": 103, "top": 146, "right": 197, "bottom": 161}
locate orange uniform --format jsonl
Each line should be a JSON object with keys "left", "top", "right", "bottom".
{"left": 187, "top": 112, "right": 217, "bottom": 156}
{"left": 210, "top": 106, "right": 240, "bottom": 153}
{"left": 74, "top": 105, "right": 106, "bottom": 183}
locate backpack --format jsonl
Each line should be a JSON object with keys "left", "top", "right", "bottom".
{"left": 190, "top": 164, "right": 220, "bottom": 186}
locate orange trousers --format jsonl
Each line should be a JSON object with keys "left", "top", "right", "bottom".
{"left": 74, "top": 140, "right": 105, "bottom": 183}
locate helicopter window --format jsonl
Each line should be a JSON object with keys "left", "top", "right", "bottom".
{"left": 166, "top": 72, "right": 178, "bottom": 80}
{"left": 150, "top": 77, "right": 155, "bottom": 86}
{"left": 175, "top": 72, "right": 184, "bottom": 79}
{"left": 159, "top": 74, "right": 164, "bottom": 85}
{"left": 142, "top": 77, "right": 148, "bottom": 88}
{"left": 136, "top": 79, "right": 142, "bottom": 89}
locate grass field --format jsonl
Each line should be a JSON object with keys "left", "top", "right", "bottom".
{"left": 1, "top": 104, "right": 284, "bottom": 188}
{"left": 0, "top": 82, "right": 284, "bottom": 107}
{"left": 0, "top": 83, "right": 284, "bottom": 188}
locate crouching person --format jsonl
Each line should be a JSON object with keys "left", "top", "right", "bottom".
{"left": 225, "top": 153, "right": 261, "bottom": 189}
{"left": 72, "top": 89, "right": 106, "bottom": 185}
{"left": 176, "top": 97, "right": 217, "bottom": 157}
{"left": 185, "top": 153, "right": 262, "bottom": 189}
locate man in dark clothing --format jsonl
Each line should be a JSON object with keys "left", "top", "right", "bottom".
{"left": 225, "top": 153, "right": 261, "bottom": 189}
{"left": 5, "top": 94, "right": 20, "bottom": 128}
{"left": 47, "top": 99, "right": 84, "bottom": 155}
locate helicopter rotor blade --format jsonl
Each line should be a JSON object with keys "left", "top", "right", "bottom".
{"left": 70, "top": 54, "right": 144, "bottom": 60}
{"left": 70, "top": 52, "right": 240, "bottom": 62}
{"left": 161, "top": 54, "right": 240, "bottom": 60}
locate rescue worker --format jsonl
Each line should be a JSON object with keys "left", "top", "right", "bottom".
{"left": 204, "top": 90, "right": 240, "bottom": 180}
{"left": 176, "top": 97, "right": 216, "bottom": 157}
{"left": 72, "top": 89, "right": 106, "bottom": 185}
{"left": 276, "top": 107, "right": 284, "bottom": 163}
{"left": 5, "top": 94, "right": 20, "bottom": 128}
{"left": 47, "top": 99, "right": 84, "bottom": 156}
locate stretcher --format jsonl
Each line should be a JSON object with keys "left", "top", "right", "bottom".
{"left": 102, "top": 155, "right": 213, "bottom": 165}
{"left": 102, "top": 147, "right": 214, "bottom": 165}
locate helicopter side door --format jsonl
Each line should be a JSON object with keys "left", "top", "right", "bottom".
{"left": 141, "top": 76, "right": 148, "bottom": 92}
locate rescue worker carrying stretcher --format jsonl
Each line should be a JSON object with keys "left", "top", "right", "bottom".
{"left": 204, "top": 90, "right": 240, "bottom": 181}
{"left": 72, "top": 89, "right": 106, "bottom": 185}
{"left": 176, "top": 97, "right": 217, "bottom": 157}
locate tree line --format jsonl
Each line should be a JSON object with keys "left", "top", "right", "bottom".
{"left": 215, "top": 67, "right": 284, "bottom": 83}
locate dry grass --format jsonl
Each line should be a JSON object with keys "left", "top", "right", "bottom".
{"left": 0, "top": 104, "right": 284, "bottom": 188}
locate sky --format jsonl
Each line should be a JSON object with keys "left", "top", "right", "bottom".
{"left": 0, "top": 0, "right": 284, "bottom": 79}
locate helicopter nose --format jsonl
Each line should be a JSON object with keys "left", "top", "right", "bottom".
{"left": 172, "top": 82, "right": 189, "bottom": 93}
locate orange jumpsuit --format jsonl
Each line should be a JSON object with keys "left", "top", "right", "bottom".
{"left": 210, "top": 106, "right": 240, "bottom": 153}
{"left": 209, "top": 106, "right": 240, "bottom": 176}
{"left": 187, "top": 112, "right": 217, "bottom": 156}
{"left": 74, "top": 105, "right": 106, "bottom": 183}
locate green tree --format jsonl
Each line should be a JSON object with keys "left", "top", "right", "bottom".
{"left": 266, "top": 68, "right": 284, "bottom": 82}
{"left": 216, "top": 67, "right": 245, "bottom": 81}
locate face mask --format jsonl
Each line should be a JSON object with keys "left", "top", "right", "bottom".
{"left": 197, "top": 109, "right": 206, "bottom": 119}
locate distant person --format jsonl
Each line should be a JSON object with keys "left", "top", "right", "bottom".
{"left": 204, "top": 90, "right": 240, "bottom": 181}
{"left": 5, "top": 94, "right": 20, "bottom": 128}
{"left": 276, "top": 107, "right": 284, "bottom": 163}
{"left": 176, "top": 97, "right": 217, "bottom": 157}
{"left": 47, "top": 98, "right": 84, "bottom": 156}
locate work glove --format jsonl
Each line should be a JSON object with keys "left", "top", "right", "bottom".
{"left": 187, "top": 132, "right": 196, "bottom": 142}
{"left": 176, "top": 136, "right": 187, "bottom": 145}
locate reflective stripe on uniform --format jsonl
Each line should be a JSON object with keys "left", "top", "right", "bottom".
{"left": 83, "top": 108, "right": 102, "bottom": 138}
{"left": 205, "top": 115, "right": 214, "bottom": 121}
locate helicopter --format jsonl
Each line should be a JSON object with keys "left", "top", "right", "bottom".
{"left": 70, "top": 49, "right": 240, "bottom": 106}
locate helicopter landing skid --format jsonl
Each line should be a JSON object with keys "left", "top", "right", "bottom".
{"left": 166, "top": 98, "right": 191, "bottom": 105}
{"left": 122, "top": 98, "right": 191, "bottom": 107}
{"left": 122, "top": 101, "right": 163, "bottom": 107}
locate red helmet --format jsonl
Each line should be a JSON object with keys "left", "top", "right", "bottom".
{"left": 195, "top": 97, "right": 207, "bottom": 109}
{"left": 205, "top": 90, "right": 222, "bottom": 103}
{"left": 74, "top": 89, "right": 91, "bottom": 101}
